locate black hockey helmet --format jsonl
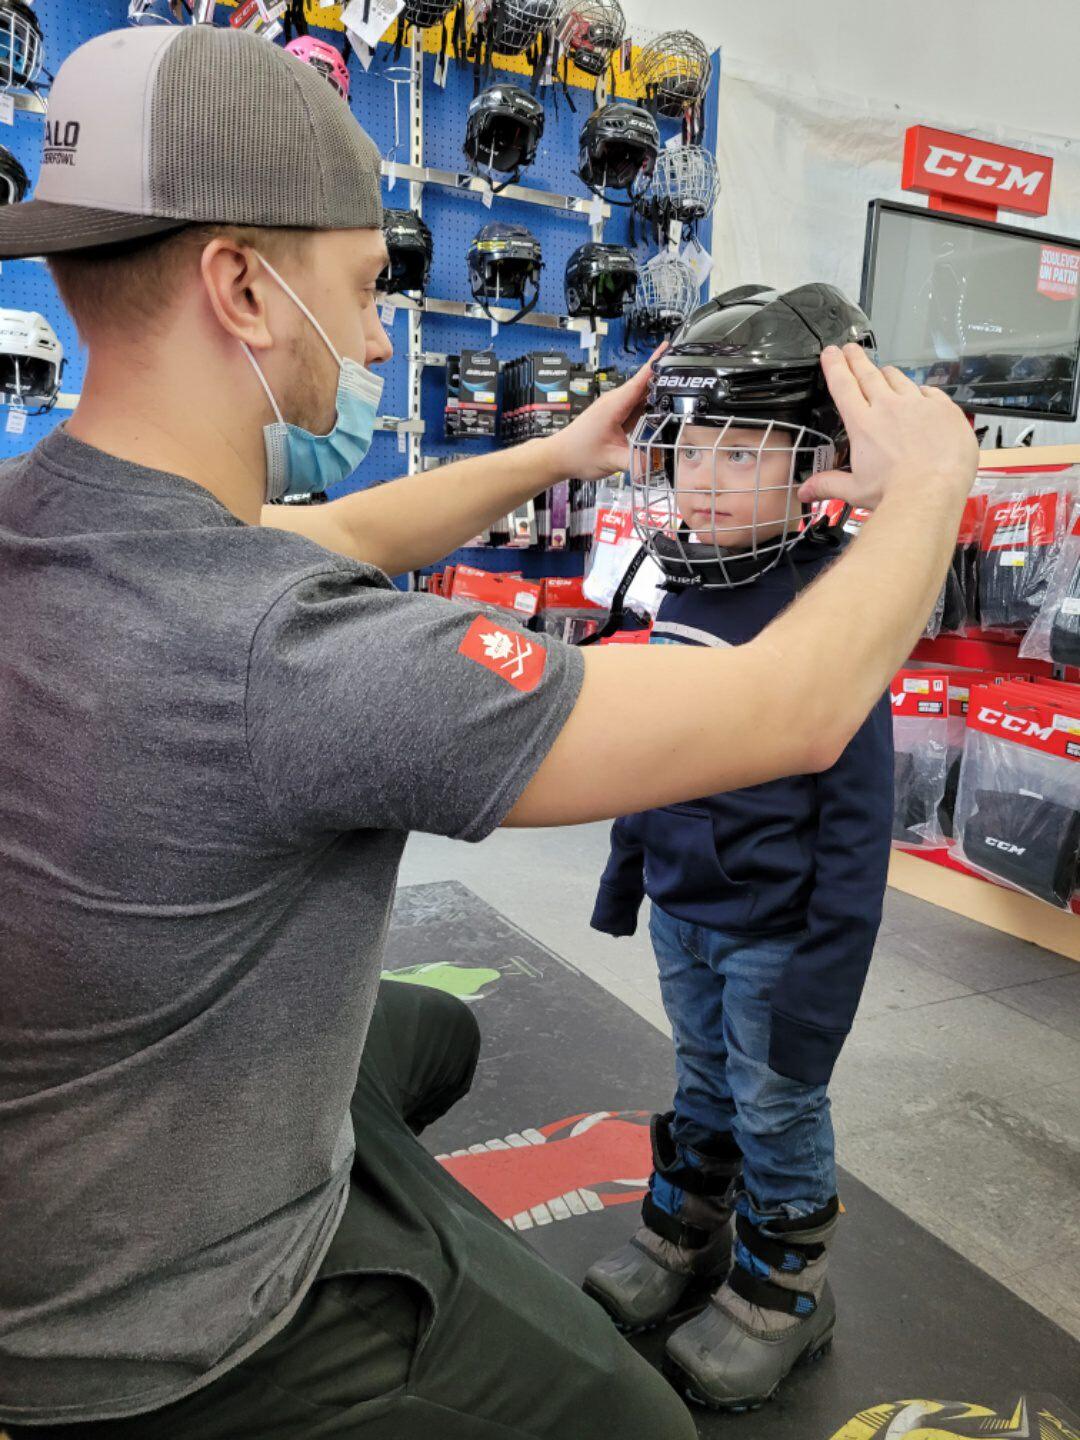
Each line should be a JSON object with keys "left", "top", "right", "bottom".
{"left": 377, "top": 208, "right": 433, "bottom": 298}
{"left": 464, "top": 83, "right": 545, "bottom": 193}
{"left": 467, "top": 221, "right": 543, "bottom": 324}
{"left": 0, "top": 144, "right": 28, "bottom": 204}
{"left": 564, "top": 242, "right": 637, "bottom": 319}
{"left": 630, "top": 283, "right": 877, "bottom": 589}
{"left": 488, "top": 0, "right": 557, "bottom": 55}
{"left": 578, "top": 102, "right": 659, "bottom": 204}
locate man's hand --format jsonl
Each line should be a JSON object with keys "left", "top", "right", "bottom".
{"left": 798, "top": 344, "right": 979, "bottom": 512}
{"left": 546, "top": 347, "right": 665, "bottom": 483}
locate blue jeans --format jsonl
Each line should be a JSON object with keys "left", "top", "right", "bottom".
{"left": 649, "top": 904, "right": 836, "bottom": 1220}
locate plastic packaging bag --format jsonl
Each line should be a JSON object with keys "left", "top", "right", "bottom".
{"left": 1019, "top": 500, "right": 1080, "bottom": 664}
{"left": 583, "top": 488, "right": 665, "bottom": 622}
{"left": 951, "top": 682, "right": 1080, "bottom": 909}
{"left": 890, "top": 671, "right": 950, "bottom": 849}
{"left": 977, "top": 472, "right": 1076, "bottom": 631}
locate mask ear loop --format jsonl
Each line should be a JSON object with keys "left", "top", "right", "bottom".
{"left": 256, "top": 253, "right": 345, "bottom": 369}
{"left": 240, "top": 343, "right": 286, "bottom": 426}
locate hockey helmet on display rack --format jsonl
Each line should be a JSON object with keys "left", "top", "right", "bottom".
{"left": 284, "top": 37, "right": 350, "bottom": 100}
{"left": 0, "top": 0, "right": 43, "bottom": 92}
{"left": 467, "top": 222, "right": 543, "bottom": 324}
{"left": 555, "top": 0, "right": 625, "bottom": 78}
{"left": 402, "top": 0, "right": 459, "bottom": 25}
{"left": 0, "top": 309, "right": 63, "bottom": 414}
{"left": 637, "top": 143, "right": 720, "bottom": 237}
{"left": 565, "top": 242, "right": 637, "bottom": 320}
{"left": 378, "top": 209, "right": 434, "bottom": 298}
{"left": 465, "top": 0, "right": 557, "bottom": 55}
{"left": 625, "top": 253, "right": 697, "bottom": 350}
{"left": 128, "top": 0, "right": 189, "bottom": 23}
{"left": 577, "top": 102, "right": 659, "bottom": 205}
{"left": 464, "top": 83, "right": 545, "bottom": 192}
{"left": 0, "top": 144, "right": 28, "bottom": 204}
{"left": 635, "top": 29, "right": 711, "bottom": 132}
{"left": 629, "top": 283, "right": 876, "bottom": 590}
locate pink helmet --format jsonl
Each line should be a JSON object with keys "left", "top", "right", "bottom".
{"left": 284, "top": 36, "right": 350, "bottom": 102}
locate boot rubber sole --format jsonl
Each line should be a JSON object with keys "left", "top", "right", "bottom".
{"left": 664, "top": 1327, "right": 834, "bottom": 1413}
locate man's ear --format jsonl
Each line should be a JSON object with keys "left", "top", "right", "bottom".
{"left": 199, "top": 238, "right": 275, "bottom": 352}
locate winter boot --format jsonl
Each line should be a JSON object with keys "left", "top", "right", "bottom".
{"left": 582, "top": 1112, "right": 741, "bottom": 1333}
{"left": 664, "top": 1195, "right": 839, "bottom": 1411}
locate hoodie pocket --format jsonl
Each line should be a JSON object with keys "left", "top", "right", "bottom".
{"left": 639, "top": 804, "right": 752, "bottom": 921}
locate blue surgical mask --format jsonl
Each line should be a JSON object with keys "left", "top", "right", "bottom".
{"left": 241, "top": 255, "right": 385, "bottom": 503}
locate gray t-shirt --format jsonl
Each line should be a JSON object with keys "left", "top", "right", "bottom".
{"left": 0, "top": 427, "right": 583, "bottom": 1425}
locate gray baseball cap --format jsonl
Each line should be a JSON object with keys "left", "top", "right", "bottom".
{"left": 0, "top": 24, "right": 383, "bottom": 259}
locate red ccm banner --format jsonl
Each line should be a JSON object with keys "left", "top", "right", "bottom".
{"left": 902, "top": 126, "right": 1053, "bottom": 221}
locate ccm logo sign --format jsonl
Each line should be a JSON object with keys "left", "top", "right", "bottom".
{"left": 976, "top": 706, "right": 1054, "bottom": 742}
{"left": 903, "top": 126, "right": 1052, "bottom": 217}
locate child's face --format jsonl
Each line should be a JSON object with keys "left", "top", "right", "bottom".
{"left": 674, "top": 424, "right": 800, "bottom": 551}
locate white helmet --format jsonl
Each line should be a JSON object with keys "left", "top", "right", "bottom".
{"left": 0, "top": 308, "right": 63, "bottom": 412}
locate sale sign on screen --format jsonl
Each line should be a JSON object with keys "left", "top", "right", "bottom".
{"left": 1037, "top": 246, "right": 1080, "bottom": 301}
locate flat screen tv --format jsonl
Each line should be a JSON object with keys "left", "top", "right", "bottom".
{"left": 861, "top": 198, "right": 1080, "bottom": 422}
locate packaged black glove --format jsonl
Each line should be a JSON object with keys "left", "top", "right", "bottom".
{"left": 951, "top": 680, "right": 1080, "bottom": 909}
{"left": 1019, "top": 500, "right": 1080, "bottom": 665}
{"left": 963, "top": 789, "right": 1080, "bottom": 907}
{"left": 978, "top": 477, "right": 1072, "bottom": 632}
{"left": 890, "top": 671, "right": 950, "bottom": 850}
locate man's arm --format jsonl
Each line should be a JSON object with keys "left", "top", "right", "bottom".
{"left": 260, "top": 357, "right": 657, "bottom": 575}
{"left": 505, "top": 347, "right": 978, "bottom": 826}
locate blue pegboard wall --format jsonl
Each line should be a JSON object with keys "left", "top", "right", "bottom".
{"left": 0, "top": 2, "right": 721, "bottom": 583}
{"left": 337, "top": 30, "right": 722, "bottom": 579}
{"left": 0, "top": 0, "right": 128, "bottom": 460}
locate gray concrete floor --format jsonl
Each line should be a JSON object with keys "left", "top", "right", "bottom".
{"left": 400, "top": 823, "right": 1080, "bottom": 1342}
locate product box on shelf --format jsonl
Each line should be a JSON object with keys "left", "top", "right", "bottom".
{"left": 449, "top": 565, "right": 542, "bottom": 619}
{"left": 444, "top": 350, "right": 500, "bottom": 441}
{"left": 976, "top": 471, "right": 1076, "bottom": 633}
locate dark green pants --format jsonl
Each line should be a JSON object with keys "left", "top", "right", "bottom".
{"left": 14, "top": 982, "right": 695, "bottom": 1439}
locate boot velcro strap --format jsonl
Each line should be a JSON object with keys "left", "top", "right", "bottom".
{"left": 735, "top": 1213, "right": 825, "bottom": 1272}
{"left": 728, "top": 1264, "right": 817, "bottom": 1318}
{"left": 642, "top": 1192, "right": 712, "bottom": 1251}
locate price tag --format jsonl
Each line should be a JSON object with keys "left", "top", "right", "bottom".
{"left": 433, "top": 49, "right": 449, "bottom": 87}
{"left": 586, "top": 194, "right": 605, "bottom": 228}
{"left": 397, "top": 428, "right": 407, "bottom": 454}
{"left": 379, "top": 300, "right": 396, "bottom": 327}
{"left": 482, "top": 184, "right": 494, "bottom": 208}
{"left": 680, "top": 236, "right": 714, "bottom": 289}
{"left": 342, "top": 0, "right": 404, "bottom": 48}
{"left": 490, "top": 318, "right": 500, "bottom": 339}
{"left": 0, "top": 94, "right": 13, "bottom": 126}
{"left": 386, "top": 160, "right": 397, "bottom": 192}
{"left": 6, "top": 404, "right": 27, "bottom": 435}
{"left": 579, "top": 323, "right": 593, "bottom": 350}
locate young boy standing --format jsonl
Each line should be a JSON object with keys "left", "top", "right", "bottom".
{"left": 584, "top": 284, "right": 894, "bottom": 1412}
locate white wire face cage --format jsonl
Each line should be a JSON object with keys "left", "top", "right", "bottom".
{"left": 0, "top": 4, "right": 43, "bottom": 89}
{"left": 647, "top": 144, "right": 720, "bottom": 223}
{"left": 466, "top": 0, "right": 558, "bottom": 55}
{"left": 628, "top": 256, "right": 699, "bottom": 333}
{"left": 555, "top": 0, "right": 626, "bottom": 74}
{"left": 636, "top": 30, "right": 711, "bottom": 117}
{"left": 628, "top": 412, "right": 837, "bottom": 589}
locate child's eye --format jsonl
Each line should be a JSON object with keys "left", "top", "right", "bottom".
{"left": 728, "top": 448, "right": 756, "bottom": 465}
{"left": 681, "top": 446, "right": 701, "bottom": 464}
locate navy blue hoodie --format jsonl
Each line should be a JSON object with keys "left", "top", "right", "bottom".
{"left": 591, "top": 530, "right": 894, "bottom": 1087}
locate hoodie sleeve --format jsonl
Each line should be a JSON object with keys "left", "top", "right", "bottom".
{"left": 768, "top": 692, "right": 895, "bottom": 1086}
{"left": 590, "top": 815, "right": 647, "bottom": 938}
